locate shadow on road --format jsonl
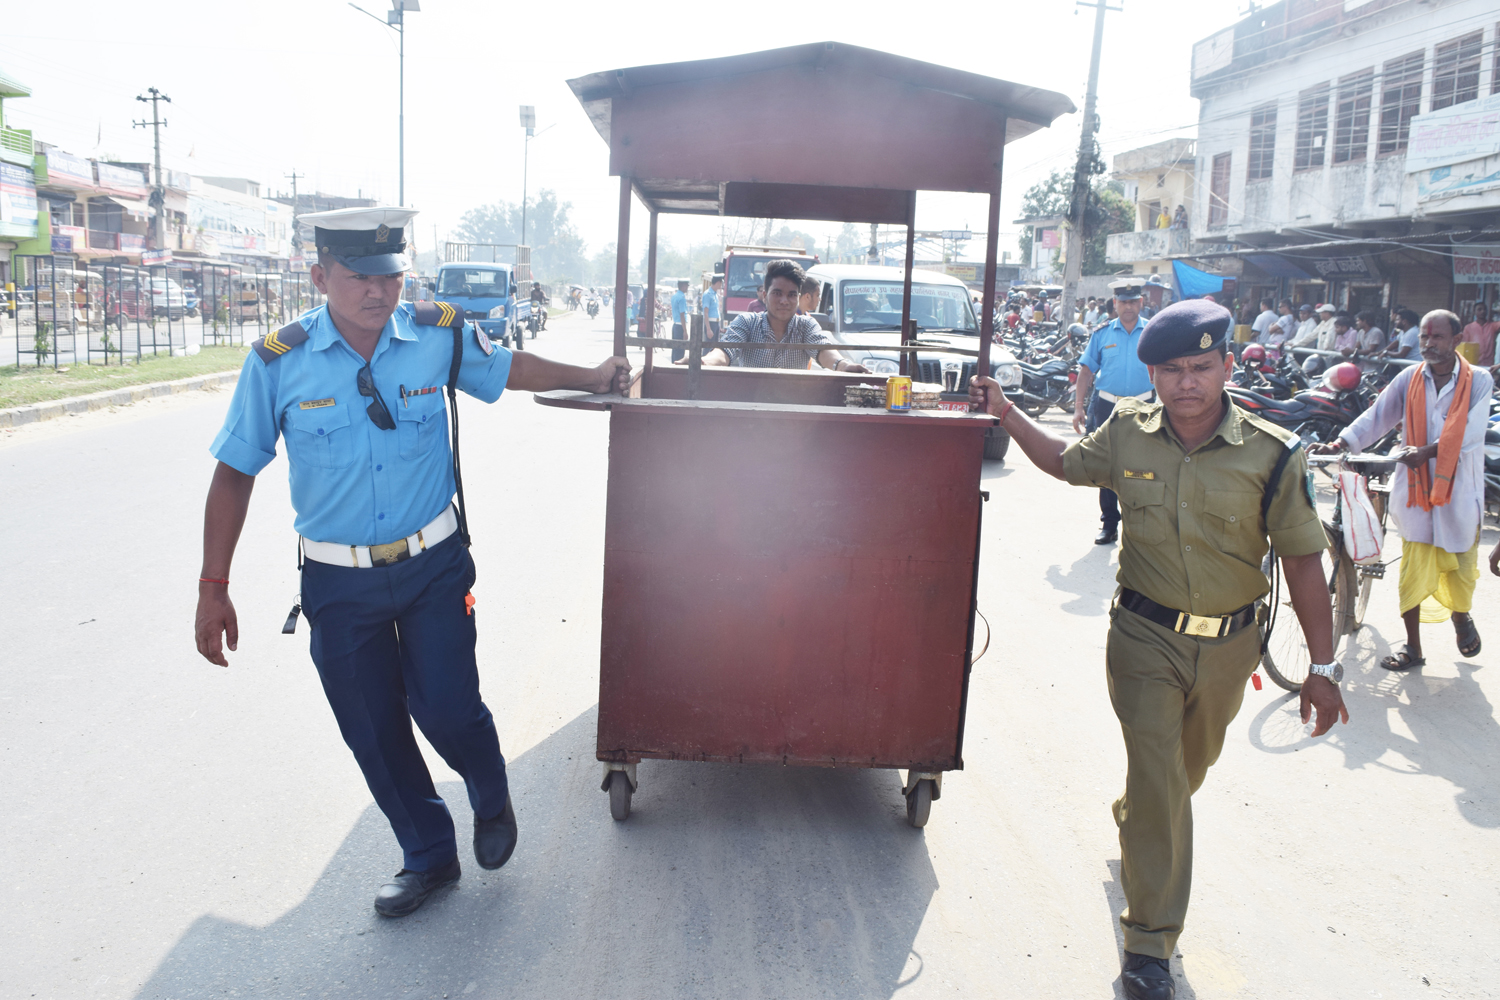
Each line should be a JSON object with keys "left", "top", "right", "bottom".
{"left": 133, "top": 707, "right": 939, "bottom": 1000}
{"left": 1045, "top": 543, "right": 1117, "bottom": 618}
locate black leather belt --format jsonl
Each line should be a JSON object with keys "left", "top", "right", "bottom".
{"left": 1118, "top": 589, "right": 1257, "bottom": 638}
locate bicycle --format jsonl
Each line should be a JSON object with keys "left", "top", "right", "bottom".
{"left": 1257, "top": 452, "right": 1398, "bottom": 691}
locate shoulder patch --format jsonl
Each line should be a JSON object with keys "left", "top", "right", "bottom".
{"left": 412, "top": 300, "right": 465, "bottom": 328}
{"left": 252, "top": 321, "right": 309, "bottom": 363}
{"left": 475, "top": 322, "right": 493, "bottom": 356}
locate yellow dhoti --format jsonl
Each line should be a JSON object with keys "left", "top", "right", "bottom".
{"left": 1398, "top": 536, "right": 1480, "bottom": 622}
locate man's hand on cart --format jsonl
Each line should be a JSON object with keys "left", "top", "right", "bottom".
{"left": 967, "top": 374, "right": 1000, "bottom": 415}
{"left": 593, "top": 357, "right": 633, "bottom": 394}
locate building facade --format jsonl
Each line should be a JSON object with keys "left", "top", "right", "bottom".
{"left": 1188, "top": 0, "right": 1500, "bottom": 322}
{"left": 1106, "top": 138, "right": 1197, "bottom": 276}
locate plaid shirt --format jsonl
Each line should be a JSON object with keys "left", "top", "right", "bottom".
{"left": 720, "top": 313, "right": 832, "bottom": 369}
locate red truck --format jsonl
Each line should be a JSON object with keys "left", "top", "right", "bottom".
{"left": 716, "top": 244, "right": 818, "bottom": 319}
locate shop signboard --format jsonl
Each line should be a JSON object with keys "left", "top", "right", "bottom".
{"left": 95, "top": 161, "right": 148, "bottom": 196}
{"left": 142, "top": 248, "right": 173, "bottom": 266}
{"left": 0, "top": 162, "right": 38, "bottom": 226}
{"left": 1308, "top": 255, "right": 1381, "bottom": 279}
{"left": 45, "top": 149, "right": 96, "bottom": 189}
{"left": 1407, "top": 92, "right": 1500, "bottom": 174}
{"left": 1453, "top": 244, "right": 1500, "bottom": 285}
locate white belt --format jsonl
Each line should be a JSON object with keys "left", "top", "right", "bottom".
{"left": 303, "top": 505, "right": 459, "bottom": 568}
{"left": 1097, "top": 389, "right": 1154, "bottom": 404}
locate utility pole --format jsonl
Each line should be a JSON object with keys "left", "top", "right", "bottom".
{"left": 285, "top": 169, "right": 303, "bottom": 251}
{"left": 1061, "top": 0, "right": 1120, "bottom": 329}
{"left": 133, "top": 88, "right": 171, "bottom": 251}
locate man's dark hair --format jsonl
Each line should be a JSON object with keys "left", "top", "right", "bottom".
{"left": 1279, "top": 298, "right": 1293, "bottom": 310}
{"left": 800, "top": 274, "right": 821, "bottom": 296}
{"left": 1355, "top": 310, "right": 1376, "bottom": 326}
{"left": 1334, "top": 313, "right": 1352, "bottom": 326}
{"left": 1397, "top": 308, "right": 1420, "bottom": 328}
{"left": 1260, "top": 297, "right": 1274, "bottom": 309}
{"left": 763, "top": 259, "right": 805, "bottom": 290}
{"left": 710, "top": 275, "right": 723, "bottom": 286}
{"left": 1422, "top": 309, "right": 1462, "bottom": 338}
{"left": 677, "top": 280, "right": 689, "bottom": 289}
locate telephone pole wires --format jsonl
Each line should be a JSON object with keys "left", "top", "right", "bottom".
{"left": 133, "top": 88, "right": 171, "bottom": 252}
{"left": 285, "top": 169, "right": 304, "bottom": 251}
{"left": 1061, "top": 0, "right": 1119, "bottom": 327}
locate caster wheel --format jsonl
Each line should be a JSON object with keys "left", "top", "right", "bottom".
{"left": 608, "top": 769, "right": 632, "bottom": 821}
{"left": 905, "top": 778, "right": 933, "bottom": 828}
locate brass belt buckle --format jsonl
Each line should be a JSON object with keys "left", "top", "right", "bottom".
{"left": 368, "top": 539, "right": 410, "bottom": 567}
{"left": 1175, "top": 611, "right": 1226, "bottom": 637}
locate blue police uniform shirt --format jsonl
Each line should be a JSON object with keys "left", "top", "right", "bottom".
{"left": 210, "top": 303, "right": 513, "bottom": 545}
{"left": 670, "top": 290, "right": 687, "bottom": 324}
{"left": 1079, "top": 316, "right": 1153, "bottom": 396}
{"left": 702, "top": 288, "right": 720, "bottom": 321}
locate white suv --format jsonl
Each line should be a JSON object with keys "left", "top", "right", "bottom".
{"left": 807, "top": 264, "right": 1020, "bottom": 460}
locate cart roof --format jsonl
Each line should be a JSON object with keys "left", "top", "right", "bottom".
{"left": 568, "top": 42, "right": 1074, "bottom": 222}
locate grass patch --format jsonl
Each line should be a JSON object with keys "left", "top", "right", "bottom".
{"left": 1, "top": 346, "right": 250, "bottom": 409}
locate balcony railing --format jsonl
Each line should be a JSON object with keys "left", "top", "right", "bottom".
{"left": 0, "top": 125, "right": 34, "bottom": 164}
{"left": 1105, "top": 228, "right": 1192, "bottom": 264}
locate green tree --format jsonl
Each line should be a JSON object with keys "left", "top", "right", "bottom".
{"left": 452, "top": 189, "right": 587, "bottom": 286}
{"left": 1016, "top": 170, "right": 1134, "bottom": 277}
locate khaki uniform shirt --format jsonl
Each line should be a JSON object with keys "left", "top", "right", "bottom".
{"left": 1063, "top": 395, "right": 1328, "bottom": 615}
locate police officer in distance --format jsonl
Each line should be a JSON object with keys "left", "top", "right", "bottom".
{"left": 1074, "top": 279, "right": 1157, "bottom": 546}
{"left": 971, "top": 299, "right": 1349, "bottom": 1000}
{"left": 193, "top": 207, "right": 630, "bottom": 918}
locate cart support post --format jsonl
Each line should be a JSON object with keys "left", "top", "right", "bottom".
{"left": 976, "top": 118, "right": 1007, "bottom": 382}
{"left": 898, "top": 191, "right": 916, "bottom": 378}
{"left": 687, "top": 313, "right": 704, "bottom": 399}
{"left": 613, "top": 175, "right": 631, "bottom": 358}
{"left": 644, "top": 210, "right": 659, "bottom": 374}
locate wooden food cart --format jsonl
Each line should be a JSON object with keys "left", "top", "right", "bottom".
{"left": 542, "top": 43, "right": 1072, "bottom": 827}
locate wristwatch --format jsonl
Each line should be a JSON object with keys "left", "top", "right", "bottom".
{"left": 1308, "top": 661, "right": 1344, "bottom": 685}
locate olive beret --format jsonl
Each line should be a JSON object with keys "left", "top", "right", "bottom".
{"left": 1137, "top": 299, "right": 1234, "bottom": 364}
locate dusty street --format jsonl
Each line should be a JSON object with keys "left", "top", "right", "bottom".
{"left": 2, "top": 311, "right": 1496, "bottom": 1000}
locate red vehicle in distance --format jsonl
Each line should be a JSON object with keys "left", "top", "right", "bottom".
{"left": 716, "top": 244, "right": 818, "bottom": 319}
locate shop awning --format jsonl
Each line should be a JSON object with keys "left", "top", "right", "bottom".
{"left": 98, "top": 196, "right": 155, "bottom": 218}
{"left": 1172, "top": 260, "right": 1227, "bottom": 298}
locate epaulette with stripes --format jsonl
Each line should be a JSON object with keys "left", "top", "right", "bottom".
{"left": 251, "top": 321, "right": 309, "bottom": 363}
{"left": 411, "top": 300, "right": 465, "bottom": 328}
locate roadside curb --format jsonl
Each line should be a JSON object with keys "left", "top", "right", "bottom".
{"left": 0, "top": 370, "right": 241, "bottom": 429}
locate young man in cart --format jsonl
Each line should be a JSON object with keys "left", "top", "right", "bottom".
{"left": 1313, "top": 309, "right": 1492, "bottom": 669}
{"left": 698, "top": 259, "right": 867, "bottom": 372}
{"left": 970, "top": 299, "right": 1349, "bottom": 1000}
{"left": 193, "top": 206, "right": 631, "bottom": 919}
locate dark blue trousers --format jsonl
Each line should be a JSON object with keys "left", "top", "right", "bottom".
{"left": 1087, "top": 393, "right": 1120, "bottom": 528}
{"left": 302, "top": 533, "right": 508, "bottom": 872}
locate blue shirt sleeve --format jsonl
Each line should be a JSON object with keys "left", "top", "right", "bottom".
{"left": 455, "top": 322, "right": 515, "bottom": 404}
{"left": 210, "top": 351, "right": 282, "bottom": 476}
{"left": 1080, "top": 327, "right": 1106, "bottom": 374}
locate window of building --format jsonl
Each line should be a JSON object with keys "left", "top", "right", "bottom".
{"left": 1294, "top": 83, "right": 1331, "bottom": 170}
{"left": 1334, "top": 70, "right": 1373, "bottom": 164}
{"left": 1209, "top": 152, "right": 1232, "bottom": 227}
{"left": 1247, "top": 103, "right": 1277, "bottom": 181}
{"left": 1432, "top": 31, "right": 1482, "bottom": 110}
{"left": 1378, "top": 51, "right": 1423, "bottom": 155}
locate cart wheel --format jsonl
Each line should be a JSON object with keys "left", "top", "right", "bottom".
{"left": 905, "top": 779, "right": 933, "bottom": 828}
{"left": 608, "top": 769, "right": 632, "bottom": 821}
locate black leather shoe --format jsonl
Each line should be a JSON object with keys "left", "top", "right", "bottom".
{"left": 1121, "top": 952, "right": 1175, "bottom": 1000}
{"left": 474, "top": 794, "right": 518, "bottom": 871}
{"left": 1095, "top": 525, "right": 1119, "bottom": 545}
{"left": 374, "top": 858, "right": 461, "bottom": 918}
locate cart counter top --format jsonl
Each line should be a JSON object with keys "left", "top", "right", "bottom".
{"left": 534, "top": 390, "right": 999, "bottom": 428}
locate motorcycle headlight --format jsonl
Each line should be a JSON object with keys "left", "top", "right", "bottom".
{"left": 997, "top": 364, "right": 1022, "bottom": 388}
{"left": 488, "top": 305, "right": 506, "bottom": 319}
{"left": 864, "top": 358, "right": 901, "bottom": 375}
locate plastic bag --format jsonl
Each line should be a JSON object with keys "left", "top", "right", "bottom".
{"left": 1338, "top": 470, "right": 1384, "bottom": 565}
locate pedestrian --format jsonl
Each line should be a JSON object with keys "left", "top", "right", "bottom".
{"left": 1289, "top": 302, "right": 1317, "bottom": 348}
{"left": 193, "top": 206, "right": 631, "bottom": 918}
{"left": 1170, "top": 205, "right": 1188, "bottom": 230}
{"left": 798, "top": 274, "right": 822, "bottom": 316}
{"left": 1381, "top": 308, "right": 1421, "bottom": 361}
{"left": 1249, "top": 297, "right": 1277, "bottom": 341}
{"left": 1072, "top": 279, "right": 1156, "bottom": 546}
{"left": 671, "top": 279, "right": 690, "bottom": 362}
{"left": 1084, "top": 297, "right": 1101, "bottom": 326}
{"left": 1352, "top": 310, "right": 1387, "bottom": 370}
{"left": 970, "top": 298, "right": 1347, "bottom": 1000}
{"left": 1315, "top": 310, "right": 1491, "bottom": 669}
{"left": 1461, "top": 302, "right": 1499, "bottom": 366}
{"left": 703, "top": 275, "right": 724, "bottom": 343}
{"left": 1309, "top": 303, "right": 1339, "bottom": 351}
{"left": 1333, "top": 313, "right": 1358, "bottom": 356}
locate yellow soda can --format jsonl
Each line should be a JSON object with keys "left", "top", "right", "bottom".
{"left": 885, "top": 375, "right": 912, "bottom": 411}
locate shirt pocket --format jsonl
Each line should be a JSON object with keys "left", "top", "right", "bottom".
{"left": 1117, "top": 479, "right": 1167, "bottom": 545}
{"left": 1202, "top": 490, "right": 1260, "bottom": 550}
{"left": 283, "top": 403, "right": 354, "bottom": 471}
{"left": 397, "top": 391, "right": 446, "bottom": 460}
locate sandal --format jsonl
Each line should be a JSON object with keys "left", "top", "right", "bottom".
{"left": 1381, "top": 644, "right": 1426, "bottom": 671}
{"left": 1455, "top": 616, "right": 1482, "bottom": 658}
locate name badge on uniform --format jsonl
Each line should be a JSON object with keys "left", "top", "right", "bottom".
{"left": 475, "top": 323, "right": 493, "bottom": 356}
{"left": 299, "top": 398, "right": 336, "bottom": 410}
{"left": 1122, "top": 469, "right": 1156, "bottom": 480}
{"left": 1104, "top": 343, "right": 1117, "bottom": 350}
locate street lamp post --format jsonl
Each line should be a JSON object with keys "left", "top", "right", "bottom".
{"left": 349, "top": 0, "right": 420, "bottom": 206}
{"left": 519, "top": 106, "right": 534, "bottom": 245}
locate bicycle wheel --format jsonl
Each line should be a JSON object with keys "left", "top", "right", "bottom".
{"left": 1260, "top": 534, "right": 1348, "bottom": 692}
{"left": 1352, "top": 569, "right": 1375, "bottom": 629}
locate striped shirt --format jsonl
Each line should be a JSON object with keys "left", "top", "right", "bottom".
{"left": 720, "top": 312, "right": 832, "bottom": 369}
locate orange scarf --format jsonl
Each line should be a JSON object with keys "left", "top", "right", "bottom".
{"left": 1404, "top": 355, "right": 1472, "bottom": 511}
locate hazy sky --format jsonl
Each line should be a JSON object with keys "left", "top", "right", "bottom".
{"left": 2, "top": 0, "right": 1248, "bottom": 258}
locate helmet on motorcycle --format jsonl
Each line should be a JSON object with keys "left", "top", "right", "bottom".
{"left": 1326, "top": 362, "right": 1362, "bottom": 392}
{"left": 1301, "top": 354, "right": 1326, "bottom": 376}
{"left": 1240, "top": 343, "right": 1267, "bottom": 364}
{"left": 1067, "top": 323, "right": 1089, "bottom": 338}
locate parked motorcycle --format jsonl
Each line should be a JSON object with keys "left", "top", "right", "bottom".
{"left": 1007, "top": 355, "right": 1077, "bottom": 417}
{"left": 1227, "top": 361, "right": 1372, "bottom": 444}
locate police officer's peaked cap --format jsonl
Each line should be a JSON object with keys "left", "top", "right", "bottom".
{"left": 1137, "top": 299, "right": 1234, "bottom": 365}
{"left": 1109, "top": 278, "right": 1144, "bottom": 301}
{"left": 306, "top": 206, "right": 418, "bottom": 275}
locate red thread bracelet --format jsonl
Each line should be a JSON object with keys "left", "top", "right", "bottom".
{"left": 997, "top": 399, "right": 1015, "bottom": 424}
{"left": 199, "top": 577, "right": 230, "bottom": 585}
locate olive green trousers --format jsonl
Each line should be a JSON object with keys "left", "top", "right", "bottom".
{"left": 1105, "top": 603, "right": 1261, "bottom": 959}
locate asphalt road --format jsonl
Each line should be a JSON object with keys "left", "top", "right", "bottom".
{"left": 2, "top": 309, "right": 1497, "bottom": 1000}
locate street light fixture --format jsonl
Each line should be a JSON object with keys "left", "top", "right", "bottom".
{"left": 518, "top": 106, "right": 553, "bottom": 245}
{"left": 349, "top": 0, "right": 420, "bottom": 206}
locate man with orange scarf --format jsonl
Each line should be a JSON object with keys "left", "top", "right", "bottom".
{"left": 1316, "top": 310, "right": 1491, "bottom": 669}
